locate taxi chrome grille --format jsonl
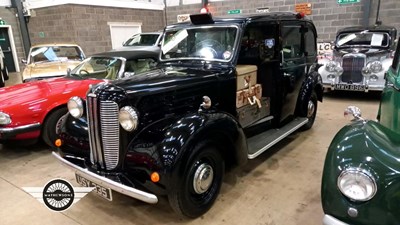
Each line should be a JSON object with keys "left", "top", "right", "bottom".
{"left": 87, "top": 94, "right": 120, "bottom": 170}
{"left": 341, "top": 55, "right": 365, "bottom": 83}
{"left": 100, "top": 101, "right": 120, "bottom": 170}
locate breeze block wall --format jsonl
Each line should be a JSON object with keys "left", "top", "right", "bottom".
{"left": 28, "top": 4, "right": 165, "bottom": 55}
{"left": 166, "top": 0, "right": 400, "bottom": 43}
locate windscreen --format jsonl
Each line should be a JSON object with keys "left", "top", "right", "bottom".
{"left": 30, "top": 46, "right": 84, "bottom": 63}
{"left": 336, "top": 31, "right": 390, "bottom": 48}
{"left": 70, "top": 57, "right": 122, "bottom": 80}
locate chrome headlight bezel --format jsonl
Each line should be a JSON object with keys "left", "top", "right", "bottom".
{"left": 368, "top": 61, "right": 383, "bottom": 73}
{"left": 67, "top": 96, "right": 84, "bottom": 119}
{"left": 0, "top": 112, "right": 11, "bottom": 125}
{"left": 337, "top": 168, "right": 377, "bottom": 202}
{"left": 119, "top": 106, "right": 138, "bottom": 132}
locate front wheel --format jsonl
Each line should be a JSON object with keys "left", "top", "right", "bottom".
{"left": 42, "top": 107, "right": 68, "bottom": 147}
{"left": 168, "top": 143, "right": 224, "bottom": 218}
{"left": 300, "top": 91, "right": 318, "bottom": 131}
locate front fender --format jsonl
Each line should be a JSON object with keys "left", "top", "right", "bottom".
{"left": 126, "top": 111, "right": 247, "bottom": 187}
{"left": 295, "top": 70, "right": 323, "bottom": 115}
{"left": 322, "top": 120, "right": 400, "bottom": 225}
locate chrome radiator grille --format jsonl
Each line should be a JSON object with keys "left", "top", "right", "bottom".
{"left": 87, "top": 94, "right": 120, "bottom": 170}
{"left": 341, "top": 55, "right": 365, "bottom": 83}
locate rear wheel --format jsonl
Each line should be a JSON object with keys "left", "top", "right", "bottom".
{"left": 168, "top": 142, "right": 224, "bottom": 218}
{"left": 300, "top": 91, "right": 317, "bottom": 131}
{"left": 42, "top": 107, "right": 68, "bottom": 147}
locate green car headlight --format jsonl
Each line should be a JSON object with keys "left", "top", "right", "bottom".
{"left": 0, "top": 112, "right": 11, "bottom": 125}
{"left": 119, "top": 106, "right": 138, "bottom": 132}
{"left": 337, "top": 168, "right": 377, "bottom": 201}
{"left": 67, "top": 96, "right": 84, "bottom": 119}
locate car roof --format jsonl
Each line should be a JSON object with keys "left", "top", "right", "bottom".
{"left": 337, "top": 25, "right": 397, "bottom": 34}
{"left": 166, "top": 12, "right": 313, "bottom": 29}
{"left": 31, "top": 43, "right": 81, "bottom": 48}
{"left": 92, "top": 47, "right": 160, "bottom": 60}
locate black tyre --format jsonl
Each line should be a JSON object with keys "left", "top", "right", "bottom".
{"left": 2, "top": 66, "right": 8, "bottom": 80}
{"left": 42, "top": 107, "right": 68, "bottom": 147}
{"left": 300, "top": 91, "right": 318, "bottom": 131}
{"left": 168, "top": 142, "right": 224, "bottom": 218}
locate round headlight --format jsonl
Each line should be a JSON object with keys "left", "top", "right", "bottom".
{"left": 67, "top": 97, "right": 84, "bottom": 118}
{"left": 361, "top": 66, "right": 372, "bottom": 76}
{"left": 335, "top": 66, "right": 344, "bottom": 75}
{"left": 119, "top": 106, "right": 138, "bottom": 132}
{"left": 0, "top": 112, "right": 11, "bottom": 125}
{"left": 337, "top": 168, "right": 377, "bottom": 201}
{"left": 325, "top": 61, "right": 337, "bottom": 72}
{"left": 368, "top": 61, "right": 383, "bottom": 73}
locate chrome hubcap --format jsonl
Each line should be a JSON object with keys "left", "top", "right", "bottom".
{"left": 307, "top": 100, "right": 315, "bottom": 118}
{"left": 193, "top": 163, "right": 214, "bottom": 194}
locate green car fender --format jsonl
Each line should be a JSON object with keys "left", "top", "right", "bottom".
{"left": 321, "top": 120, "right": 400, "bottom": 225}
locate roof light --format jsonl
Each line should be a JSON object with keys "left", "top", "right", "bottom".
{"left": 296, "top": 12, "right": 305, "bottom": 19}
{"left": 200, "top": 7, "right": 208, "bottom": 14}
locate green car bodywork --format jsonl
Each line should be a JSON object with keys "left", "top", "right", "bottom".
{"left": 321, "top": 37, "right": 400, "bottom": 225}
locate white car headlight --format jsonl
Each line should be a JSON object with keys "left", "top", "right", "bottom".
{"left": 67, "top": 96, "right": 84, "bottom": 118}
{"left": 325, "top": 61, "right": 337, "bottom": 72}
{"left": 337, "top": 168, "right": 377, "bottom": 201}
{"left": 119, "top": 106, "right": 138, "bottom": 131}
{"left": 0, "top": 112, "right": 11, "bottom": 125}
{"left": 368, "top": 61, "right": 383, "bottom": 73}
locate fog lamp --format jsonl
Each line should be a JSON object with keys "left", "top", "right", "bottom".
{"left": 119, "top": 106, "right": 138, "bottom": 131}
{"left": 67, "top": 97, "right": 84, "bottom": 118}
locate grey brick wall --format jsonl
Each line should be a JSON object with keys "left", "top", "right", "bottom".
{"left": 166, "top": 0, "right": 400, "bottom": 42}
{"left": 28, "top": 4, "right": 165, "bottom": 56}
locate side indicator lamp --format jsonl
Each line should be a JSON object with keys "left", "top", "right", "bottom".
{"left": 55, "top": 139, "right": 62, "bottom": 147}
{"left": 151, "top": 172, "right": 160, "bottom": 183}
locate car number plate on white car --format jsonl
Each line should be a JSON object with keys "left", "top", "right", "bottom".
{"left": 335, "top": 84, "right": 365, "bottom": 91}
{"left": 75, "top": 173, "right": 113, "bottom": 201}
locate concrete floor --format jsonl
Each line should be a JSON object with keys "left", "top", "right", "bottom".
{"left": 0, "top": 73, "right": 381, "bottom": 225}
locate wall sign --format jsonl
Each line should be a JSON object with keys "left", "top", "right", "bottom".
{"left": 338, "top": 0, "right": 360, "bottom": 4}
{"left": 295, "top": 3, "right": 312, "bottom": 15}
{"left": 227, "top": 9, "right": 242, "bottom": 15}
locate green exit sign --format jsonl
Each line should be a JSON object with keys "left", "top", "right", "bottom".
{"left": 228, "top": 9, "right": 242, "bottom": 15}
{"left": 338, "top": 0, "right": 360, "bottom": 4}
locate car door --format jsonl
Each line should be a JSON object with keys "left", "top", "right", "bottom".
{"left": 378, "top": 37, "right": 400, "bottom": 133}
{"left": 279, "top": 21, "right": 307, "bottom": 121}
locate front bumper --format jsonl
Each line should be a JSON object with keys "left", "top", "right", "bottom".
{"left": 52, "top": 151, "right": 158, "bottom": 204}
{"left": 323, "top": 215, "right": 349, "bottom": 225}
{"left": 0, "top": 122, "right": 41, "bottom": 139}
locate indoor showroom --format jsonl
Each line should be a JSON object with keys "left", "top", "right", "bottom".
{"left": 1, "top": 0, "right": 400, "bottom": 224}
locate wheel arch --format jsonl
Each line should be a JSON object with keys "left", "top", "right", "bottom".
{"left": 295, "top": 70, "right": 323, "bottom": 116}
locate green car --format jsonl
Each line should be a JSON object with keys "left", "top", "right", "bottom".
{"left": 321, "top": 36, "right": 400, "bottom": 225}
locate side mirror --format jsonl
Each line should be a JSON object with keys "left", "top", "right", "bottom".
{"left": 21, "top": 59, "right": 27, "bottom": 64}
{"left": 123, "top": 72, "right": 135, "bottom": 78}
{"left": 67, "top": 68, "right": 71, "bottom": 76}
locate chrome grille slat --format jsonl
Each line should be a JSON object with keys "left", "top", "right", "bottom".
{"left": 341, "top": 54, "right": 365, "bottom": 83}
{"left": 100, "top": 101, "right": 120, "bottom": 170}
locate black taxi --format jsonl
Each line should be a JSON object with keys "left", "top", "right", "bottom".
{"left": 53, "top": 12, "right": 323, "bottom": 218}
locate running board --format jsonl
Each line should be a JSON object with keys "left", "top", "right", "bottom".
{"left": 247, "top": 117, "right": 308, "bottom": 159}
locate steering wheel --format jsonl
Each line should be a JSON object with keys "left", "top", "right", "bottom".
{"left": 79, "top": 69, "right": 89, "bottom": 75}
{"left": 194, "top": 39, "right": 224, "bottom": 59}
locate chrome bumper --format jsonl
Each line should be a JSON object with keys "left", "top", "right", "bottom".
{"left": 0, "top": 122, "right": 41, "bottom": 138}
{"left": 323, "top": 215, "right": 349, "bottom": 225}
{"left": 52, "top": 152, "right": 158, "bottom": 204}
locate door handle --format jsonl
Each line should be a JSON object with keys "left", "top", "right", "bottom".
{"left": 387, "top": 83, "right": 400, "bottom": 91}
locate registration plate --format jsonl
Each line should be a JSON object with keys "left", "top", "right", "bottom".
{"left": 75, "top": 173, "right": 113, "bottom": 201}
{"left": 334, "top": 84, "right": 365, "bottom": 91}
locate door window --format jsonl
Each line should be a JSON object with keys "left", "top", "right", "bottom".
{"left": 282, "top": 23, "right": 303, "bottom": 59}
{"left": 304, "top": 23, "right": 317, "bottom": 57}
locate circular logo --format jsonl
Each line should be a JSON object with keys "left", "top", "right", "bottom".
{"left": 42, "top": 179, "right": 75, "bottom": 212}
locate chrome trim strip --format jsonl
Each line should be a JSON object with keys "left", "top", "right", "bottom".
{"left": 0, "top": 122, "right": 41, "bottom": 133}
{"left": 247, "top": 118, "right": 308, "bottom": 159}
{"left": 323, "top": 215, "right": 349, "bottom": 225}
{"left": 87, "top": 95, "right": 97, "bottom": 164}
{"left": 52, "top": 152, "right": 158, "bottom": 204}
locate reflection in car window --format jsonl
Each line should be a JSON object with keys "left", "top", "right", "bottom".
{"left": 336, "top": 32, "right": 390, "bottom": 48}
{"left": 282, "top": 25, "right": 302, "bottom": 59}
{"left": 305, "top": 24, "right": 317, "bottom": 56}
{"left": 161, "top": 26, "right": 238, "bottom": 62}
{"left": 30, "top": 46, "right": 84, "bottom": 63}
{"left": 125, "top": 58, "right": 157, "bottom": 74}
{"left": 70, "top": 57, "right": 122, "bottom": 80}
{"left": 124, "top": 34, "right": 160, "bottom": 46}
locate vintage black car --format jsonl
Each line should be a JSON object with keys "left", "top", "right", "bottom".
{"left": 53, "top": 12, "right": 323, "bottom": 217}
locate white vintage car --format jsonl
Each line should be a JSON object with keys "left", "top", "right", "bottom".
{"left": 319, "top": 26, "right": 397, "bottom": 92}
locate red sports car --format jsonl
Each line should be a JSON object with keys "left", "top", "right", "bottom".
{"left": 0, "top": 49, "right": 158, "bottom": 147}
